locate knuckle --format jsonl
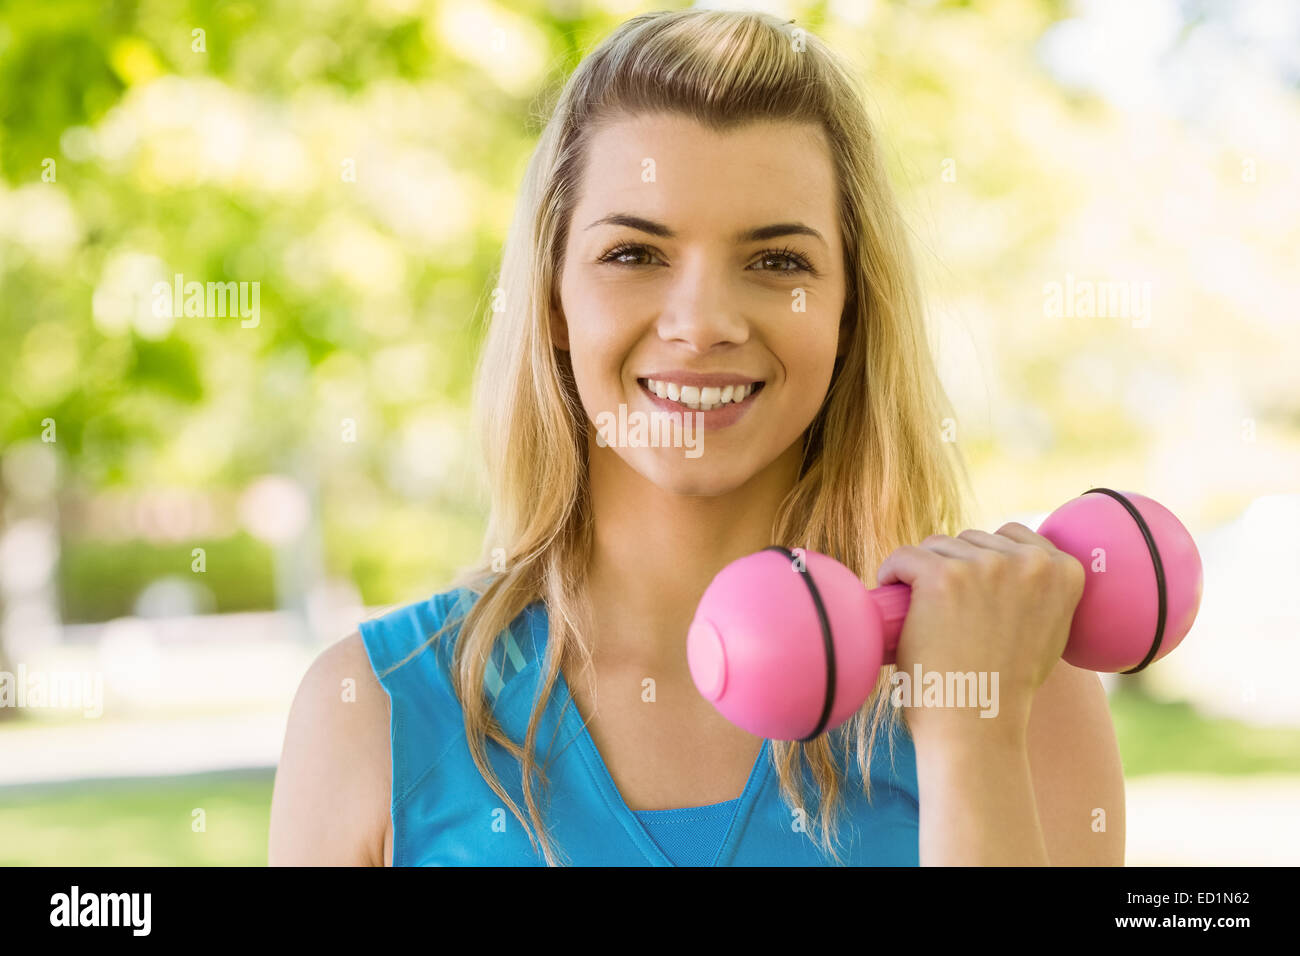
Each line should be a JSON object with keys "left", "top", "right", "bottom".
{"left": 1019, "top": 540, "right": 1048, "bottom": 559}
{"left": 928, "top": 573, "right": 956, "bottom": 599}
{"left": 934, "top": 559, "right": 971, "bottom": 590}
{"left": 1017, "top": 546, "right": 1053, "bottom": 574}
{"left": 1056, "top": 551, "right": 1086, "bottom": 592}
{"left": 921, "top": 533, "right": 949, "bottom": 547}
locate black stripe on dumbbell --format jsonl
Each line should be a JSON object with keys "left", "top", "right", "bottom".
{"left": 1081, "top": 488, "right": 1168, "bottom": 675}
{"left": 763, "top": 546, "right": 836, "bottom": 741}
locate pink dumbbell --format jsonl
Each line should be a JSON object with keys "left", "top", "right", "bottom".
{"left": 687, "top": 488, "right": 1203, "bottom": 741}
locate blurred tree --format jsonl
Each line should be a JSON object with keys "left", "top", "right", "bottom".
{"left": 0, "top": 0, "right": 1295, "bottom": 628}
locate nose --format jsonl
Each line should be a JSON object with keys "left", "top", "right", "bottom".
{"left": 655, "top": 256, "right": 751, "bottom": 352}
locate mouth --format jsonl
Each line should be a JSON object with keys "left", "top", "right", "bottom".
{"left": 636, "top": 377, "right": 766, "bottom": 412}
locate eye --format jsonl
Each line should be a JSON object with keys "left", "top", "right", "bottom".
{"left": 596, "top": 243, "right": 660, "bottom": 267}
{"left": 595, "top": 241, "right": 817, "bottom": 275}
{"left": 750, "top": 246, "right": 816, "bottom": 275}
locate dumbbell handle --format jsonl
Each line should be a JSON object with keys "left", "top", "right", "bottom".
{"left": 867, "top": 583, "right": 913, "bottom": 665}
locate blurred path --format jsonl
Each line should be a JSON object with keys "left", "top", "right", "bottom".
{"left": 0, "top": 713, "right": 286, "bottom": 787}
{"left": 1125, "top": 773, "right": 1300, "bottom": 865}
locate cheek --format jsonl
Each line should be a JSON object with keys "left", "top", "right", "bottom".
{"left": 773, "top": 316, "right": 839, "bottom": 385}
{"left": 562, "top": 293, "right": 641, "bottom": 406}
{"left": 570, "top": 318, "right": 632, "bottom": 377}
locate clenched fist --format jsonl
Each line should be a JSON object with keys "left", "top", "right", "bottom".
{"left": 876, "top": 521, "right": 1086, "bottom": 747}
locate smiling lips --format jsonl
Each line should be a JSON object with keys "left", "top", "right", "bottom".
{"left": 637, "top": 377, "right": 765, "bottom": 412}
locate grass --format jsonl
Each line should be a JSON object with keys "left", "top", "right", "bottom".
{"left": 1108, "top": 688, "right": 1300, "bottom": 777}
{"left": 1, "top": 693, "right": 1297, "bottom": 865}
{"left": 0, "top": 768, "right": 274, "bottom": 866}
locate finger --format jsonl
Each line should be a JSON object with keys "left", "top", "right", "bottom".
{"left": 916, "top": 533, "right": 983, "bottom": 561}
{"left": 955, "top": 528, "right": 1021, "bottom": 553}
{"left": 994, "top": 520, "right": 1059, "bottom": 553}
{"left": 876, "top": 544, "right": 945, "bottom": 587}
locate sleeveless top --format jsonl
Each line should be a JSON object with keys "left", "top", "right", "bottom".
{"left": 358, "top": 587, "right": 921, "bottom": 866}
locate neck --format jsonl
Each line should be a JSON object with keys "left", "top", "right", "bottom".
{"left": 583, "top": 435, "right": 805, "bottom": 668}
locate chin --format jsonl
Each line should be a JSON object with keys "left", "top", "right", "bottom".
{"left": 632, "top": 452, "right": 752, "bottom": 498}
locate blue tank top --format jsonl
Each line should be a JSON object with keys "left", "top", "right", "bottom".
{"left": 359, "top": 587, "right": 920, "bottom": 866}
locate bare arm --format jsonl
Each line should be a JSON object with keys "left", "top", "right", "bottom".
{"left": 268, "top": 632, "right": 393, "bottom": 866}
{"left": 912, "top": 658, "right": 1126, "bottom": 866}
{"left": 1026, "top": 660, "right": 1125, "bottom": 864}
{"left": 914, "top": 715, "right": 1049, "bottom": 866}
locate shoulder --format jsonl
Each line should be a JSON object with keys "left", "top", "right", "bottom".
{"left": 1025, "top": 659, "right": 1126, "bottom": 865}
{"left": 357, "top": 583, "right": 543, "bottom": 703}
{"left": 357, "top": 588, "right": 480, "bottom": 677}
{"left": 268, "top": 586, "right": 492, "bottom": 866}
{"left": 269, "top": 631, "right": 393, "bottom": 866}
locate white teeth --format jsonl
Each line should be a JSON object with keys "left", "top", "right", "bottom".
{"left": 641, "top": 378, "right": 761, "bottom": 410}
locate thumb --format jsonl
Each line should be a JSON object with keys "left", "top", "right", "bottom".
{"left": 875, "top": 545, "right": 936, "bottom": 588}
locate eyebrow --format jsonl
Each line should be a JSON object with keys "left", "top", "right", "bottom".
{"left": 584, "top": 213, "right": 826, "bottom": 246}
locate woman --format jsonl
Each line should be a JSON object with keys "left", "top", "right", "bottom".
{"left": 269, "top": 9, "right": 1124, "bottom": 866}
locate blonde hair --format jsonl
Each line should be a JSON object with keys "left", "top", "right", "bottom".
{"left": 387, "top": 8, "right": 969, "bottom": 866}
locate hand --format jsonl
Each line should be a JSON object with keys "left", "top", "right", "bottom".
{"left": 875, "top": 522, "right": 1086, "bottom": 748}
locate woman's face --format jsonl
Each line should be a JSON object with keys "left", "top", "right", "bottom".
{"left": 556, "top": 112, "right": 848, "bottom": 497}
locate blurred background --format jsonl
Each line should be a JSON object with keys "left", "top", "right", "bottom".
{"left": 0, "top": 0, "right": 1297, "bottom": 866}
